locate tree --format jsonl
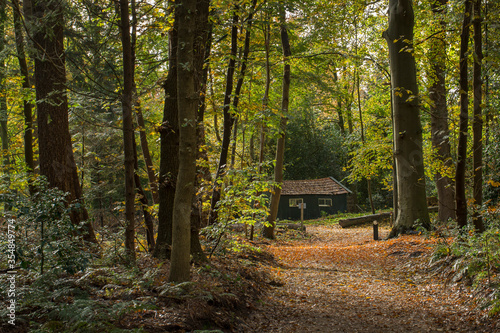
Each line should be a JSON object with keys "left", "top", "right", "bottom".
{"left": 131, "top": 0, "right": 159, "bottom": 205}
{"left": 168, "top": 0, "right": 201, "bottom": 282}
{"left": 262, "top": 4, "right": 291, "bottom": 239}
{"left": 31, "top": 0, "right": 96, "bottom": 242}
{"left": 155, "top": 0, "right": 210, "bottom": 261}
{"left": 208, "top": 7, "right": 239, "bottom": 225}
{"left": 383, "top": 0, "right": 430, "bottom": 236}
{"left": 455, "top": 0, "right": 472, "bottom": 229}
{"left": 0, "top": 0, "right": 7, "bottom": 167}
{"left": 154, "top": 2, "right": 179, "bottom": 259}
{"left": 12, "top": 0, "right": 35, "bottom": 194}
{"left": 472, "top": 0, "right": 484, "bottom": 232}
{"left": 428, "top": 0, "right": 455, "bottom": 222}
{"left": 118, "top": 0, "right": 136, "bottom": 262}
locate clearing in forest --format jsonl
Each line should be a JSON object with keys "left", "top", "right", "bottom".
{"left": 240, "top": 224, "right": 499, "bottom": 332}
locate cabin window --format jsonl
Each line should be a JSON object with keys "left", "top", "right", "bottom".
{"left": 289, "top": 198, "right": 303, "bottom": 207}
{"left": 318, "top": 198, "right": 332, "bottom": 207}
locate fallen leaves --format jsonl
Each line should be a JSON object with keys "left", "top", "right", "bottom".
{"left": 241, "top": 224, "right": 500, "bottom": 332}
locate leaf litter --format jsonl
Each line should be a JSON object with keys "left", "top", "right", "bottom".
{"left": 238, "top": 224, "right": 500, "bottom": 332}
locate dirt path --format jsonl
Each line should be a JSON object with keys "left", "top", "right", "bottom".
{"left": 239, "top": 224, "right": 499, "bottom": 332}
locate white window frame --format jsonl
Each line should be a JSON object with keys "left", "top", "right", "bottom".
{"left": 289, "top": 198, "right": 303, "bottom": 207}
{"left": 318, "top": 198, "right": 332, "bottom": 207}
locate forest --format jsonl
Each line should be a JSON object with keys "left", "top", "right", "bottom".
{"left": 1, "top": 0, "right": 500, "bottom": 331}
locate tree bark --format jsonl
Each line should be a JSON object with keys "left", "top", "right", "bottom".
{"left": 119, "top": 0, "right": 136, "bottom": 261}
{"left": 168, "top": 0, "right": 199, "bottom": 282}
{"left": 133, "top": 138, "right": 155, "bottom": 251}
{"left": 0, "top": 0, "right": 8, "bottom": 167}
{"left": 131, "top": 0, "right": 159, "bottom": 205}
{"left": 383, "top": 0, "right": 430, "bottom": 237}
{"left": 32, "top": 0, "right": 96, "bottom": 242}
{"left": 455, "top": 0, "right": 472, "bottom": 229}
{"left": 154, "top": 2, "right": 179, "bottom": 259}
{"left": 191, "top": 0, "right": 211, "bottom": 259}
{"left": 208, "top": 8, "right": 239, "bottom": 225}
{"left": 228, "top": 1, "right": 256, "bottom": 170}
{"left": 263, "top": 6, "right": 291, "bottom": 239}
{"left": 251, "top": 14, "right": 271, "bottom": 240}
{"left": 428, "top": 0, "right": 455, "bottom": 222}
{"left": 472, "top": 0, "right": 484, "bottom": 233}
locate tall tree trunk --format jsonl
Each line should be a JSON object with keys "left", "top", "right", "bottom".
{"left": 228, "top": 1, "right": 257, "bottom": 171}
{"left": 263, "top": 6, "right": 291, "bottom": 239}
{"left": 384, "top": 0, "right": 430, "bottom": 237}
{"left": 190, "top": 0, "right": 211, "bottom": 262}
{"left": 472, "top": 0, "right": 484, "bottom": 232}
{"left": 251, "top": 15, "right": 271, "bottom": 240}
{"left": 455, "top": 0, "right": 472, "bottom": 229}
{"left": 208, "top": 8, "right": 239, "bottom": 225}
{"left": 32, "top": 0, "right": 96, "bottom": 242}
{"left": 390, "top": 89, "right": 398, "bottom": 221}
{"left": 131, "top": 0, "right": 159, "bottom": 205}
{"left": 357, "top": 76, "right": 375, "bottom": 215}
{"left": 0, "top": 0, "right": 8, "bottom": 167}
{"left": 154, "top": 2, "right": 178, "bottom": 259}
{"left": 428, "top": 0, "right": 455, "bottom": 222}
{"left": 168, "top": 0, "right": 199, "bottom": 282}
{"left": 119, "top": 0, "right": 136, "bottom": 262}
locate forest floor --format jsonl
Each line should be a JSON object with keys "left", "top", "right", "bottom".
{"left": 238, "top": 223, "right": 500, "bottom": 333}
{"left": 3, "top": 222, "right": 500, "bottom": 332}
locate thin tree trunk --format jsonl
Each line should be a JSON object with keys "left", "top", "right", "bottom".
{"left": 119, "top": 0, "right": 136, "bottom": 261}
{"left": 472, "top": 0, "right": 484, "bottom": 233}
{"left": 354, "top": 18, "right": 375, "bottom": 215}
{"left": 250, "top": 12, "right": 271, "bottom": 241}
{"left": 32, "top": 0, "right": 96, "bottom": 242}
{"left": 131, "top": 0, "right": 159, "bottom": 205}
{"left": 230, "top": 119, "right": 238, "bottom": 168}
{"left": 263, "top": 6, "right": 291, "bottom": 239}
{"left": 133, "top": 138, "right": 155, "bottom": 251}
{"left": 229, "top": 2, "right": 256, "bottom": 170}
{"left": 390, "top": 86, "right": 398, "bottom": 221}
{"left": 456, "top": 0, "right": 472, "bottom": 229}
{"left": 210, "top": 68, "right": 222, "bottom": 143}
{"left": 429, "top": 0, "right": 455, "bottom": 222}
{"left": 334, "top": 72, "right": 345, "bottom": 135}
{"left": 12, "top": 0, "right": 34, "bottom": 186}
{"left": 0, "top": 0, "right": 8, "bottom": 167}
{"left": 208, "top": 9, "right": 239, "bottom": 225}
{"left": 384, "top": 0, "right": 430, "bottom": 237}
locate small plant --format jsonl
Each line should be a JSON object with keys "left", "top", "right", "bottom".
{"left": 203, "top": 166, "right": 275, "bottom": 253}
{"left": 0, "top": 175, "right": 91, "bottom": 274}
{"left": 430, "top": 209, "right": 500, "bottom": 316}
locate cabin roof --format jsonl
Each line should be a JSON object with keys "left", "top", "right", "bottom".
{"left": 281, "top": 177, "right": 351, "bottom": 196}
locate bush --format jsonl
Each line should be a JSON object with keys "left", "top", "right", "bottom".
{"left": 0, "top": 175, "right": 91, "bottom": 274}
{"left": 430, "top": 211, "right": 500, "bottom": 316}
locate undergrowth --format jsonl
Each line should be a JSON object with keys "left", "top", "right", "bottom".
{"left": 429, "top": 210, "right": 500, "bottom": 317}
{"left": 0, "top": 175, "right": 277, "bottom": 332}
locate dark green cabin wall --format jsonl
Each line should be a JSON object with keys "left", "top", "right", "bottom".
{"left": 277, "top": 194, "right": 348, "bottom": 220}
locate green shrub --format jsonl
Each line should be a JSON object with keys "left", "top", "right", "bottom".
{"left": 1, "top": 175, "right": 91, "bottom": 274}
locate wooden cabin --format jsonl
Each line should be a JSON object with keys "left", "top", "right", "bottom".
{"left": 277, "top": 177, "right": 351, "bottom": 221}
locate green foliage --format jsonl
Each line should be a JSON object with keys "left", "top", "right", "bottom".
{"left": 430, "top": 212, "right": 500, "bottom": 316}
{"left": 0, "top": 266, "right": 150, "bottom": 332}
{"left": 284, "top": 107, "right": 347, "bottom": 180}
{"left": 204, "top": 165, "right": 275, "bottom": 242}
{"left": 0, "top": 175, "right": 91, "bottom": 274}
